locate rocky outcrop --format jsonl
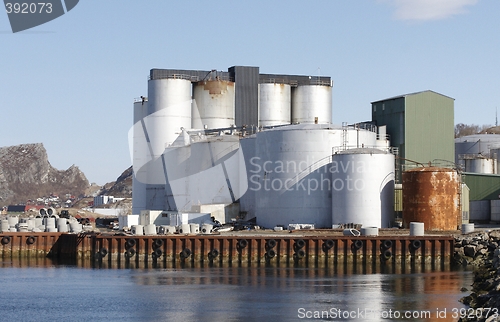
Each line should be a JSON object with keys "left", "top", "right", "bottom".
{"left": 97, "top": 166, "right": 132, "bottom": 198}
{"left": 454, "top": 231, "right": 500, "bottom": 322}
{"left": 0, "top": 143, "right": 90, "bottom": 205}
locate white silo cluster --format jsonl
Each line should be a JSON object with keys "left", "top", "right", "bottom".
{"left": 455, "top": 134, "right": 500, "bottom": 174}
{"left": 239, "top": 124, "right": 394, "bottom": 228}
{"left": 132, "top": 66, "right": 396, "bottom": 229}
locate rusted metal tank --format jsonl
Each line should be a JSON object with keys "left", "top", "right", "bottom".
{"left": 402, "top": 167, "right": 460, "bottom": 231}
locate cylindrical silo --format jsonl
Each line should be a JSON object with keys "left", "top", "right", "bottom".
{"left": 258, "top": 82, "right": 291, "bottom": 126}
{"left": 291, "top": 84, "right": 332, "bottom": 124}
{"left": 146, "top": 76, "right": 192, "bottom": 210}
{"left": 331, "top": 149, "right": 395, "bottom": 228}
{"left": 192, "top": 79, "right": 235, "bottom": 129}
{"left": 402, "top": 167, "right": 460, "bottom": 231}
{"left": 147, "top": 77, "right": 192, "bottom": 149}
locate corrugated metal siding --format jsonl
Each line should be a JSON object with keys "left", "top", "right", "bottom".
{"left": 463, "top": 173, "right": 500, "bottom": 200}
{"left": 229, "top": 66, "right": 259, "bottom": 127}
{"left": 404, "top": 91, "right": 455, "bottom": 165}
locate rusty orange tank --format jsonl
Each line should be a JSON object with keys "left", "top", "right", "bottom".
{"left": 402, "top": 167, "right": 460, "bottom": 231}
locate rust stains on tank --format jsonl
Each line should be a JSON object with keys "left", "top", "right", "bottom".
{"left": 402, "top": 167, "right": 460, "bottom": 231}
{"left": 200, "top": 80, "right": 234, "bottom": 95}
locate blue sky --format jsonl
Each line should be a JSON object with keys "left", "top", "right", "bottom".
{"left": 0, "top": 0, "right": 497, "bottom": 185}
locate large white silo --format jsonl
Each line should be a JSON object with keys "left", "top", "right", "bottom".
{"left": 146, "top": 76, "right": 192, "bottom": 210}
{"left": 331, "top": 149, "right": 395, "bottom": 228}
{"left": 244, "top": 124, "right": 380, "bottom": 229}
{"left": 258, "top": 82, "right": 291, "bottom": 126}
{"left": 291, "top": 84, "right": 332, "bottom": 124}
{"left": 192, "top": 79, "right": 235, "bottom": 129}
{"left": 147, "top": 77, "right": 192, "bottom": 149}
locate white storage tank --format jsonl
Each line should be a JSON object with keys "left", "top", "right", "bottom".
{"left": 258, "top": 82, "right": 291, "bottom": 126}
{"left": 291, "top": 84, "right": 332, "bottom": 124}
{"left": 192, "top": 79, "right": 235, "bottom": 129}
{"left": 464, "top": 157, "right": 496, "bottom": 174}
{"left": 331, "top": 148, "right": 395, "bottom": 228}
{"left": 245, "top": 123, "right": 379, "bottom": 229}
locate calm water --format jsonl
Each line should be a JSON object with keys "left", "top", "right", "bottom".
{"left": 0, "top": 259, "right": 472, "bottom": 322}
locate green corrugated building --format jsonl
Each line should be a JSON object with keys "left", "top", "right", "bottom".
{"left": 371, "top": 90, "right": 455, "bottom": 182}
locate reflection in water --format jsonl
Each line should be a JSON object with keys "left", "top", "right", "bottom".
{"left": 0, "top": 259, "right": 472, "bottom": 322}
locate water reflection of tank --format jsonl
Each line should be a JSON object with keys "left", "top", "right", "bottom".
{"left": 192, "top": 79, "right": 235, "bottom": 129}
{"left": 291, "top": 83, "right": 332, "bottom": 124}
{"left": 402, "top": 167, "right": 460, "bottom": 231}
{"left": 332, "top": 148, "right": 395, "bottom": 228}
{"left": 258, "top": 82, "right": 291, "bottom": 126}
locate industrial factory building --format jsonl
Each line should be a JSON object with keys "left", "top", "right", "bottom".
{"left": 371, "top": 90, "right": 455, "bottom": 180}
{"left": 130, "top": 65, "right": 468, "bottom": 232}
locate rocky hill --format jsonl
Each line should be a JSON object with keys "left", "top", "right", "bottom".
{"left": 0, "top": 143, "right": 90, "bottom": 206}
{"left": 99, "top": 166, "right": 133, "bottom": 198}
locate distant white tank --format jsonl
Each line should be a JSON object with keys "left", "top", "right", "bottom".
{"left": 291, "top": 84, "right": 332, "bottom": 124}
{"left": 464, "top": 157, "right": 496, "bottom": 174}
{"left": 258, "top": 82, "right": 291, "bottom": 126}
{"left": 192, "top": 79, "right": 235, "bottom": 129}
{"left": 331, "top": 148, "right": 395, "bottom": 228}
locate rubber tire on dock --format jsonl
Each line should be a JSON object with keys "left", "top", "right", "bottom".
{"left": 181, "top": 248, "right": 192, "bottom": 259}
{"left": 126, "top": 239, "right": 136, "bottom": 249}
{"left": 1, "top": 236, "right": 10, "bottom": 245}
{"left": 381, "top": 249, "right": 392, "bottom": 261}
{"left": 153, "top": 239, "right": 163, "bottom": 249}
{"left": 352, "top": 240, "right": 363, "bottom": 251}
{"left": 99, "top": 248, "right": 108, "bottom": 258}
{"left": 153, "top": 248, "right": 162, "bottom": 258}
{"left": 323, "top": 239, "right": 335, "bottom": 251}
{"left": 26, "top": 236, "right": 36, "bottom": 245}
{"left": 382, "top": 240, "right": 393, "bottom": 250}
{"left": 125, "top": 248, "right": 136, "bottom": 258}
{"left": 410, "top": 240, "right": 422, "bottom": 250}
{"left": 266, "top": 239, "right": 277, "bottom": 249}
{"left": 238, "top": 239, "right": 248, "bottom": 249}
{"left": 210, "top": 249, "right": 219, "bottom": 258}
{"left": 294, "top": 239, "right": 306, "bottom": 250}
{"left": 266, "top": 249, "right": 276, "bottom": 258}
{"left": 294, "top": 249, "right": 306, "bottom": 259}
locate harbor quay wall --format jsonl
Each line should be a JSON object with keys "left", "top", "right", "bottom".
{"left": 0, "top": 232, "right": 454, "bottom": 269}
